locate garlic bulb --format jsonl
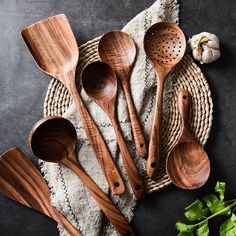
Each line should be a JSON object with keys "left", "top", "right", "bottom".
{"left": 188, "top": 32, "right": 221, "bottom": 64}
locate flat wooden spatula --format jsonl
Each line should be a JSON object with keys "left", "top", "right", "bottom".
{"left": 0, "top": 147, "right": 82, "bottom": 236}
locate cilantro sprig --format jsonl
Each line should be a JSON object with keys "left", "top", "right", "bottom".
{"left": 176, "top": 182, "right": 236, "bottom": 236}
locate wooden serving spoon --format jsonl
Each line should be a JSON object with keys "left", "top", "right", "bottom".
{"left": 29, "top": 116, "right": 135, "bottom": 236}
{"left": 21, "top": 14, "right": 125, "bottom": 196}
{"left": 166, "top": 90, "right": 210, "bottom": 189}
{"left": 143, "top": 21, "right": 186, "bottom": 179}
{"left": 0, "top": 147, "right": 82, "bottom": 236}
{"left": 98, "top": 31, "right": 147, "bottom": 158}
{"left": 81, "top": 61, "right": 146, "bottom": 201}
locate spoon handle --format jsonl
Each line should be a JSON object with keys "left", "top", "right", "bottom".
{"left": 122, "top": 83, "right": 147, "bottom": 158}
{"left": 147, "top": 78, "right": 165, "bottom": 179}
{"left": 178, "top": 89, "right": 195, "bottom": 143}
{"left": 63, "top": 157, "right": 135, "bottom": 236}
{"left": 0, "top": 148, "right": 82, "bottom": 236}
{"left": 110, "top": 116, "right": 146, "bottom": 201}
{"left": 69, "top": 82, "right": 125, "bottom": 196}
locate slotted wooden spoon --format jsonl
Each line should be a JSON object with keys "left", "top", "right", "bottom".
{"left": 0, "top": 147, "right": 82, "bottom": 236}
{"left": 144, "top": 21, "right": 186, "bottom": 179}
{"left": 166, "top": 90, "right": 210, "bottom": 189}
{"left": 29, "top": 116, "right": 135, "bottom": 236}
{"left": 21, "top": 14, "right": 125, "bottom": 195}
{"left": 98, "top": 31, "right": 147, "bottom": 158}
{"left": 81, "top": 61, "right": 146, "bottom": 201}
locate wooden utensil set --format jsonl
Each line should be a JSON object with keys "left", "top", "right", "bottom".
{"left": 0, "top": 14, "right": 210, "bottom": 236}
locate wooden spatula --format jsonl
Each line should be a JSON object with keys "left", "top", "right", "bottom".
{"left": 21, "top": 14, "right": 125, "bottom": 195}
{"left": 0, "top": 147, "right": 82, "bottom": 236}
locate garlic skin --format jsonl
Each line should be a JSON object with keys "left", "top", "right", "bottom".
{"left": 188, "top": 32, "right": 221, "bottom": 64}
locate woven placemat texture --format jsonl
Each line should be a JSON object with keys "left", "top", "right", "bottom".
{"left": 44, "top": 37, "right": 213, "bottom": 194}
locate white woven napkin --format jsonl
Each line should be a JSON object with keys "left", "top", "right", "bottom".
{"left": 41, "top": 0, "right": 179, "bottom": 235}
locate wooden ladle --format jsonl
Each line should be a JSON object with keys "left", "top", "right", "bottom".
{"left": 29, "top": 116, "right": 135, "bottom": 236}
{"left": 81, "top": 61, "right": 145, "bottom": 201}
{"left": 166, "top": 90, "right": 210, "bottom": 189}
{"left": 21, "top": 14, "right": 125, "bottom": 195}
{"left": 98, "top": 31, "right": 147, "bottom": 158}
{"left": 144, "top": 21, "right": 186, "bottom": 179}
{"left": 0, "top": 147, "right": 82, "bottom": 236}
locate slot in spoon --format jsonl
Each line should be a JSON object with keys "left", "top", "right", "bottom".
{"left": 144, "top": 21, "right": 186, "bottom": 179}
{"left": 21, "top": 14, "right": 125, "bottom": 195}
{"left": 29, "top": 116, "right": 135, "bottom": 236}
{"left": 166, "top": 89, "right": 210, "bottom": 189}
{"left": 81, "top": 61, "right": 146, "bottom": 200}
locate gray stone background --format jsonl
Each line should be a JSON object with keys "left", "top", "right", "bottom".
{"left": 0, "top": 0, "right": 236, "bottom": 235}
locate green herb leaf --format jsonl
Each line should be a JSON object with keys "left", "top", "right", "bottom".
{"left": 196, "top": 221, "right": 209, "bottom": 236}
{"left": 220, "top": 213, "right": 236, "bottom": 236}
{"left": 215, "top": 182, "right": 226, "bottom": 202}
{"left": 203, "top": 194, "right": 229, "bottom": 215}
{"left": 184, "top": 199, "right": 208, "bottom": 221}
{"left": 175, "top": 221, "right": 194, "bottom": 233}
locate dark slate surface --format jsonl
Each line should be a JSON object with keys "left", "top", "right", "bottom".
{"left": 0, "top": 0, "right": 235, "bottom": 235}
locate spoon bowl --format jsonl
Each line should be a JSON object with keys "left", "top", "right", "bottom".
{"left": 29, "top": 116, "right": 135, "bottom": 235}
{"left": 98, "top": 31, "right": 147, "bottom": 158}
{"left": 143, "top": 22, "right": 186, "bottom": 179}
{"left": 166, "top": 89, "right": 210, "bottom": 189}
{"left": 81, "top": 61, "right": 117, "bottom": 102}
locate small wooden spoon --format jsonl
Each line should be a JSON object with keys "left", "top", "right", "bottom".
{"left": 0, "top": 147, "right": 82, "bottom": 236}
{"left": 81, "top": 61, "right": 146, "bottom": 201}
{"left": 21, "top": 14, "right": 125, "bottom": 195}
{"left": 144, "top": 21, "right": 186, "bottom": 179}
{"left": 98, "top": 31, "right": 147, "bottom": 158}
{"left": 29, "top": 116, "right": 135, "bottom": 236}
{"left": 166, "top": 90, "right": 210, "bottom": 189}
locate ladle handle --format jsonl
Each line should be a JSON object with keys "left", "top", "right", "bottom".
{"left": 110, "top": 115, "right": 146, "bottom": 201}
{"left": 147, "top": 78, "right": 165, "bottom": 179}
{"left": 122, "top": 83, "right": 147, "bottom": 158}
{"left": 178, "top": 89, "right": 195, "bottom": 143}
{"left": 68, "top": 82, "right": 125, "bottom": 196}
{"left": 62, "top": 157, "right": 135, "bottom": 236}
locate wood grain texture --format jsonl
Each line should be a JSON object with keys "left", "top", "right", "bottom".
{"left": 0, "top": 147, "right": 82, "bottom": 236}
{"left": 81, "top": 61, "right": 146, "bottom": 201}
{"left": 29, "top": 116, "right": 135, "bottom": 236}
{"left": 143, "top": 22, "right": 186, "bottom": 179}
{"left": 21, "top": 14, "right": 125, "bottom": 195}
{"left": 98, "top": 31, "right": 147, "bottom": 158}
{"left": 166, "top": 89, "right": 210, "bottom": 189}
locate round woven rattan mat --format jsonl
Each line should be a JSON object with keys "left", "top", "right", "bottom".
{"left": 44, "top": 37, "right": 213, "bottom": 194}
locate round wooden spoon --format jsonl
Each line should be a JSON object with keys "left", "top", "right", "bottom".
{"left": 29, "top": 116, "right": 135, "bottom": 236}
{"left": 166, "top": 89, "right": 210, "bottom": 189}
{"left": 144, "top": 21, "right": 186, "bottom": 179}
{"left": 0, "top": 147, "right": 82, "bottom": 236}
{"left": 98, "top": 31, "right": 147, "bottom": 158}
{"left": 21, "top": 14, "right": 124, "bottom": 195}
{"left": 81, "top": 61, "right": 146, "bottom": 201}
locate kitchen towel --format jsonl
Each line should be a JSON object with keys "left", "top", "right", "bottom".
{"left": 40, "top": 0, "right": 179, "bottom": 235}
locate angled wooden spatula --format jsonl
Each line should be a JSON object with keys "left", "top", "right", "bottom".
{"left": 21, "top": 14, "right": 125, "bottom": 195}
{"left": 0, "top": 147, "right": 82, "bottom": 236}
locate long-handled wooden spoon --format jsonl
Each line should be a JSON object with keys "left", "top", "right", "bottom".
{"left": 21, "top": 14, "right": 125, "bottom": 195}
{"left": 98, "top": 31, "right": 147, "bottom": 158}
{"left": 166, "top": 90, "right": 210, "bottom": 189}
{"left": 81, "top": 61, "right": 145, "bottom": 201}
{"left": 29, "top": 116, "right": 135, "bottom": 236}
{"left": 0, "top": 147, "right": 82, "bottom": 236}
{"left": 143, "top": 21, "right": 186, "bottom": 179}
